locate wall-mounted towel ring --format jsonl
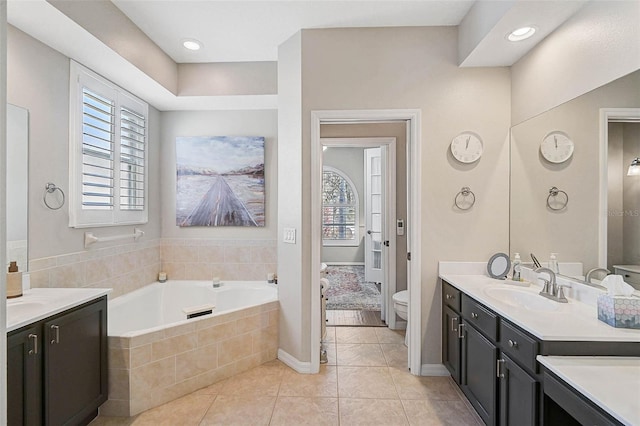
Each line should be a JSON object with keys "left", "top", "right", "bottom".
{"left": 547, "top": 186, "right": 568, "bottom": 211}
{"left": 43, "top": 182, "right": 65, "bottom": 210}
{"left": 455, "top": 187, "right": 476, "bottom": 210}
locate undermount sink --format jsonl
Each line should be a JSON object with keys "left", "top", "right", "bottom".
{"left": 483, "top": 287, "right": 560, "bottom": 312}
{"left": 7, "top": 300, "right": 48, "bottom": 319}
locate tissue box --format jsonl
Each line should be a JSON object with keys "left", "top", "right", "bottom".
{"left": 597, "top": 294, "right": 640, "bottom": 329}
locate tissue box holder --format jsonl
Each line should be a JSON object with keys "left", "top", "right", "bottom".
{"left": 597, "top": 294, "right": 640, "bottom": 329}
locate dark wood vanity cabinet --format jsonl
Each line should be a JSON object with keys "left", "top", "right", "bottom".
{"left": 7, "top": 296, "right": 108, "bottom": 426}
{"left": 442, "top": 282, "right": 462, "bottom": 383}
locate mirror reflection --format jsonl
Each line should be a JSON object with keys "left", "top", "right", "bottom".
{"left": 6, "top": 104, "right": 29, "bottom": 272}
{"left": 510, "top": 70, "right": 640, "bottom": 283}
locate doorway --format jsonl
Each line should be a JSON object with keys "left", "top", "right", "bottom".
{"left": 321, "top": 139, "right": 396, "bottom": 328}
{"left": 311, "top": 109, "right": 422, "bottom": 376}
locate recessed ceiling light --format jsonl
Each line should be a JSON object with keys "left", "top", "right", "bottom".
{"left": 182, "top": 39, "right": 202, "bottom": 51}
{"left": 507, "top": 26, "right": 536, "bottom": 42}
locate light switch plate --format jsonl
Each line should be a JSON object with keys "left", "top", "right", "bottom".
{"left": 283, "top": 227, "right": 296, "bottom": 244}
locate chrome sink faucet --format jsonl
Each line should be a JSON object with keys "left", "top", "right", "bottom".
{"left": 535, "top": 267, "right": 568, "bottom": 303}
{"left": 585, "top": 267, "right": 610, "bottom": 284}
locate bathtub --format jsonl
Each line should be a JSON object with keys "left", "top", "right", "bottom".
{"left": 102, "top": 280, "right": 279, "bottom": 417}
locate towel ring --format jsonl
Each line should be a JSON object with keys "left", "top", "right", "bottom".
{"left": 455, "top": 187, "right": 476, "bottom": 210}
{"left": 547, "top": 186, "right": 568, "bottom": 211}
{"left": 43, "top": 182, "right": 65, "bottom": 210}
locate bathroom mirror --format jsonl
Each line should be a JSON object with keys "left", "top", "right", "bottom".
{"left": 6, "top": 104, "right": 29, "bottom": 272}
{"left": 510, "top": 70, "right": 640, "bottom": 279}
{"left": 487, "top": 252, "right": 510, "bottom": 279}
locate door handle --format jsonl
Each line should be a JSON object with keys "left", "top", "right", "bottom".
{"left": 28, "top": 334, "right": 38, "bottom": 355}
{"left": 497, "top": 358, "right": 505, "bottom": 378}
{"left": 457, "top": 323, "right": 465, "bottom": 339}
{"left": 451, "top": 317, "right": 458, "bottom": 332}
{"left": 50, "top": 325, "right": 60, "bottom": 344}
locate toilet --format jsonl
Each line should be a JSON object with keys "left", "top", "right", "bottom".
{"left": 392, "top": 290, "right": 408, "bottom": 321}
{"left": 392, "top": 290, "right": 409, "bottom": 346}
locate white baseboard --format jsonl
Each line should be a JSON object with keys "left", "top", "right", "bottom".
{"left": 323, "top": 262, "right": 365, "bottom": 266}
{"left": 421, "top": 364, "right": 450, "bottom": 376}
{"left": 277, "top": 349, "right": 316, "bottom": 374}
{"left": 391, "top": 320, "right": 407, "bottom": 330}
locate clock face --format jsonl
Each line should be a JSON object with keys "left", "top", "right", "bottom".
{"left": 450, "top": 132, "right": 483, "bottom": 163}
{"left": 541, "top": 131, "right": 574, "bottom": 163}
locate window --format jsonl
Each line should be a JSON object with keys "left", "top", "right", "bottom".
{"left": 69, "top": 61, "right": 148, "bottom": 227}
{"left": 322, "top": 166, "right": 359, "bottom": 246}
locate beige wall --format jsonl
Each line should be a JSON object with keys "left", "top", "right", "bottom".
{"left": 608, "top": 123, "right": 624, "bottom": 269}
{"left": 178, "top": 62, "right": 277, "bottom": 96}
{"left": 511, "top": 0, "right": 640, "bottom": 124}
{"left": 622, "top": 123, "right": 640, "bottom": 266}
{"left": 511, "top": 71, "right": 640, "bottom": 274}
{"left": 279, "top": 26, "right": 511, "bottom": 365}
{"left": 1, "top": 2, "right": 8, "bottom": 421}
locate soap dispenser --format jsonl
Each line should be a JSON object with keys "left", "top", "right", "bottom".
{"left": 512, "top": 253, "right": 522, "bottom": 281}
{"left": 549, "top": 253, "right": 559, "bottom": 274}
{"left": 6, "top": 261, "right": 23, "bottom": 298}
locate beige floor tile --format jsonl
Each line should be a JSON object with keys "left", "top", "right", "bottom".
{"left": 402, "top": 399, "right": 483, "bottom": 426}
{"left": 199, "top": 395, "right": 276, "bottom": 425}
{"left": 279, "top": 365, "right": 338, "bottom": 397}
{"left": 324, "top": 326, "right": 336, "bottom": 343}
{"left": 270, "top": 396, "right": 339, "bottom": 425}
{"left": 132, "top": 394, "right": 215, "bottom": 425}
{"left": 338, "top": 366, "right": 399, "bottom": 399}
{"left": 324, "top": 342, "right": 337, "bottom": 366}
{"left": 381, "top": 343, "right": 409, "bottom": 369}
{"left": 218, "top": 364, "right": 284, "bottom": 396}
{"left": 339, "top": 398, "right": 409, "bottom": 425}
{"left": 337, "top": 343, "right": 387, "bottom": 366}
{"left": 390, "top": 370, "right": 460, "bottom": 400}
{"left": 335, "top": 327, "right": 379, "bottom": 343}
{"left": 89, "top": 416, "right": 138, "bottom": 426}
{"left": 375, "top": 328, "right": 406, "bottom": 344}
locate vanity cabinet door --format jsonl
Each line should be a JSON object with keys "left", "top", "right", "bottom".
{"left": 43, "top": 298, "right": 108, "bottom": 426}
{"left": 7, "top": 325, "right": 43, "bottom": 426}
{"left": 498, "top": 353, "right": 538, "bottom": 426}
{"left": 442, "top": 305, "right": 461, "bottom": 383}
{"left": 461, "top": 321, "right": 498, "bottom": 426}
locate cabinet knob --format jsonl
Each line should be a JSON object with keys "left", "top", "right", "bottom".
{"left": 445, "top": 294, "right": 453, "bottom": 300}
{"left": 471, "top": 312, "right": 479, "bottom": 319}
{"left": 508, "top": 339, "right": 518, "bottom": 348}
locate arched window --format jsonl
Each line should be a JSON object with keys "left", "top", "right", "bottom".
{"left": 322, "top": 166, "right": 359, "bottom": 245}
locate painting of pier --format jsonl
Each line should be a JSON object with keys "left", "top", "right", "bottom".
{"left": 176, "top": 136, "right": 265, "bottom": 227}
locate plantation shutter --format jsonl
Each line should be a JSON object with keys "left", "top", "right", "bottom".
{"left": 69, "top": 60, "right": 148, "bottom": 227}
{"left": 81, "top": 88, "right": 115, "bottom": 210}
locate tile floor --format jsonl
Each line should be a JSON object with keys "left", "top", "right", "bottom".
{"left": 91, "top": 327, "right": 482, "bottom": 425}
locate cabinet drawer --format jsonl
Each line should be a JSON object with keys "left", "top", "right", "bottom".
{"left": 443, "top": 281, "right": 461, "bottom": 312}
{"left": 614, "top": 267, "right": 640, "bottom": 287}
{"left": 500, "top": 321, "right": 538, "bottom": 373}
{"left": 462, "top": 294, "right": 498, "bottom": 342}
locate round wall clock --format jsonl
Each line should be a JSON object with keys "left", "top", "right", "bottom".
{"left": 450, "top": 132, "right": 483, "bottom": 163}
{"left": 540, "top": 131, "right": 574, "bottom": 163}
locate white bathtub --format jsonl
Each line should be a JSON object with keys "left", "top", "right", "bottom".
{"left": 103, "top": 280, "right": 279, "bottom": 417}
{"left": 108, "top": 280, "right": 278, "bottom": 337}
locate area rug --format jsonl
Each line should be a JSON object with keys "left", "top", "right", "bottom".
{"left": 323, "top": 265, "right": 381, "bottom": 310}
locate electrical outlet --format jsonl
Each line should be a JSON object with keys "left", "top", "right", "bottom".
{"left": 283, "top": 227, "right": 296, "bottom": 244}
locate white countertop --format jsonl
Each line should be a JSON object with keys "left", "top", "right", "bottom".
{"left": 7, "top": 288, "right": 111, "bottom": 332}
{"left": 537, "top": 356, "right": 640, "bottom": 426}
{"left": 440, "top": 274, "right": 640, "bottom": 342}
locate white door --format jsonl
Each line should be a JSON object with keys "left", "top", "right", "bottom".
{"left": 365, "top": 148, "right": 385, "bottom": 317}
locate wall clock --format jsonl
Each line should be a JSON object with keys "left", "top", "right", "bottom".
{"left": 540, "top": 131, "right": 574, "bottom": 163}
{"left": 450, "top": 132, "right": 483, "bottom": 163}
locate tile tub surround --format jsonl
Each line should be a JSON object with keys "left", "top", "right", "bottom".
{"left": 102, "top": 300, "right": 279, "bottom": 417}
{"left": 28, "top": 239, "right": 161, "bottom": 299}
{"left": 161, "top": 238, "right": 277, "bottom": 281}
{"left": 92, "top": 327, "right": 483, "bottom": 425}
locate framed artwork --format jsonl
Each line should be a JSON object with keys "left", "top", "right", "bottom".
{"left": 176, "top": 136, "right": 265, "bottom": 227}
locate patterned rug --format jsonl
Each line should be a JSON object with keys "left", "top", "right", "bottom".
{"left": 323, "top": 265, "right": 381, "bottom": 310}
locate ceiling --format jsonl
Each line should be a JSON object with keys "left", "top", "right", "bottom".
{"left": 111, "top": 0, "right": 476, "bottom": 63}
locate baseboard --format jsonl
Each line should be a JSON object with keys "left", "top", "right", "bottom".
{"left": 323, "top": 262, "right": 365, "bottom": 266}
{"left": 277, "top": 349, "right": 315, "bottom": 374}
{"left": 421, "top": 363, "right": 451, "bottom": 376}
{"left": 391, "top": 320, "right": 407, "bottom": 330}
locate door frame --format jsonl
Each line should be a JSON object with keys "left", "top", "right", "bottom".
{"left": 321, "top": 138, "right": 397, "bottom": 328}
{"left": 311, "top": 109, "right": 422, "bottom": 375}
{"left": 598, "top": 108, "right": 640, "bottom": 268}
